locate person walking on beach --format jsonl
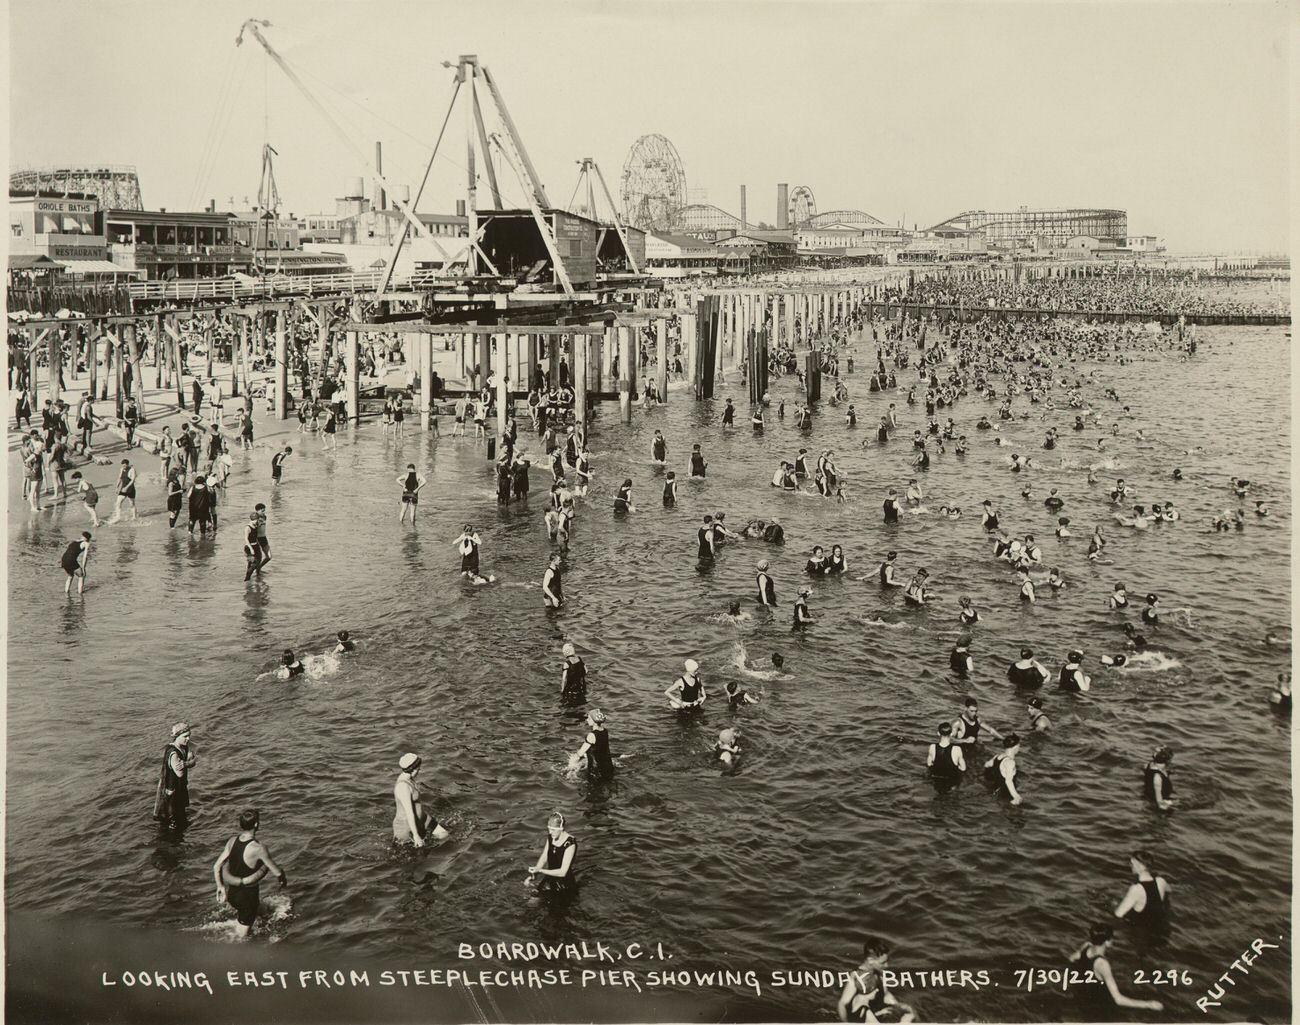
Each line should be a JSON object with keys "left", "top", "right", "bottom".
{"left": 393, "top": 753, "right": 449, "bottom": 847}
{"left": 61, "top": 531, "right": 92, "bottom": 596}
{"left": 152, "top": 722, "right": 197, "bottom": 829}
{"left": 212, "top": 809, "right": 287, "bottom": 939}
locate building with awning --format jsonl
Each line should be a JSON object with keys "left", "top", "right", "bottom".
{"left": 59, "top": 259, "right": 142, "bottom": 279}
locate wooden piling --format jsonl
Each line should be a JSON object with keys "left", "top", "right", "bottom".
{"left": 655, "top": 319, "right": 668, "bottom": 402}
{"left": 275, "top": 310, "right": 288, "bottom": 420}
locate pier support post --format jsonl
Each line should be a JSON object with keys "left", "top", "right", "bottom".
{"left": 682, "top": 312, "right": 697, "bottom": 389}
{"left": 171, "top": 330, "right": 186, "bottom": 409}
{"left": 48, "top": 330, "right": 61, "bottom": 406}
{"left": 153, "top": 316, "right": 163, "bottom": 389}
{"left": 240, "top": 319, "right": 251, "bottom": 398}
{"left": 617, "top": 326, "right": 632, "bottom": 424}
{"left": 495, "top": 330, "right": 508, "bottom": 440}
{"left": 656, "top": 319, "right": 668, "bottom": 401}
{"left": 228, "top": 315, "right": 240, "bottom": 398}
{"left": 420, "top": 333, "right": 432, "bottom": 430}
{"left": 88, "top": 325, "right": 99, "bottom": 398}
{"left": 574, "top": 333, "right": 588, "bottom": 430}
{"left": 275, "top": 311, "right": 288, "bottom": 421}
{"left": 346, "top": 329, "right": 359, "bottom": 427}
{"left": 602, "top": 326, "right": 614, "bottom": 390}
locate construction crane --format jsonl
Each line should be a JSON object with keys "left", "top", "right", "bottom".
{"left": 569, "top": 157, "right": 641, "bottom": 275}
{"left": 236, "top": 21, "right": 578, "bottom": 299}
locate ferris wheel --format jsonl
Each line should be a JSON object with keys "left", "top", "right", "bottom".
{"left": 789, "top": 185, "right": 816, "bottom": 229}
{"left": 620, "top": 134, "right": 687, "bottom": 232}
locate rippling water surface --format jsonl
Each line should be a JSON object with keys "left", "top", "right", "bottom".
{"left": 7, "top": 321, "right": 1291, "bottom": 1021}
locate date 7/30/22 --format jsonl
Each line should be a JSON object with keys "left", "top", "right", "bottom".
{"left": 1012, "top": 968, "right": 1193, "bottom": 992}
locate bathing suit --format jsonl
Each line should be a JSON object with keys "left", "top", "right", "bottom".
{"left": 222, "top": 835, "right": 261, "bottom": 926}
{"left": 930, "top": 743, "right": 962, "bottom": 781}
{"left": 1145, "top": 763, "right": 1172, "bottom": 803}
{"left": 677, "top": 675, "right": 702, "bottom": 705}
{"left": 561, "top": 656, "right": 587, "bottom": 699}
{"left": 697, "top": 526, "right": 713, "bottom": 560}
{"left": 586, "top": 727, "right": 613, "bottom": 779}
{"left": 402, "top": 471, "right": 419, "bottom": 504}
{"left": 757, "top": 572, "right": 776, "bottom": 605}
{"left": 986, "top": 753, "right": 1017, "bottom": 799}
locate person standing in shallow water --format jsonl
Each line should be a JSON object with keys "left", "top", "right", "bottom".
{"left": 527, "top": 811, "right": 577, "bottom": 893}
{"left": 393, "top": 753, "right": 449, "bottom": 847}
{"left": 569, "top": 708, "right": 614, "bottom": 780}
{"left": 397, "top": 464, "right": 426, "bottom": 524}
{"left": 212, "top": 809, "right": 287, "bottom": 939}
{"left": 1113, "top": 850, "right": 1170, "bottom": 933}
{"left": 152, "top": 722, "right": 197, "bottom": 828}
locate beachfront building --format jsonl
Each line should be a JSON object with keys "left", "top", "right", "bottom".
{"left": 929, "top": 207, "right": 1128, "bottom": 251}
{"left": 645, "top": 232, "right": 727, "bottom": 277}
{"left": 716, "top": 230, "right": 798, "bottom": 271}
{"left": 228, "top": 210, "right": 302, "bottom": 251}
{"left": 104, "top": 209, "right": 246, "bottom": 280}
{"left": 9, "top": 191, "right": 140, "bottom": 281}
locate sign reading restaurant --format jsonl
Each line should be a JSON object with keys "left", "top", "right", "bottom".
{"left": 51, "top": 244, "right": 106, "bottom": 259}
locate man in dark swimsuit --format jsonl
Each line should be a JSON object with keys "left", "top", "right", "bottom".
{"left": 212, "top": 809, "right": 287, "bottom": 938}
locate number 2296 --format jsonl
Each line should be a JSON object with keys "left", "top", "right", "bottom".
{"left": 1133, "top": 969, "right": 1194, "bottom": 986}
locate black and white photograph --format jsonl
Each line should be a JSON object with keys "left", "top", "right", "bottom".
{"left": 5, "top": 1, "right": 1294, "bottom": 1022}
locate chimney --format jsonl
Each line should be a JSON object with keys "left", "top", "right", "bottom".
{"left": 375, "top": 141, "right": 385, "bottom": 211}
{"left": 456, "top": 199, "right": 466, "bottom": 218}
{"left": 776, "top": 183, "right": 788, "bottom": 230}
{"left": 209, "top": 199, "right": 215, "bottom": 213}
{"left": 740, "top": 185, "right": 747, "bottom": 233}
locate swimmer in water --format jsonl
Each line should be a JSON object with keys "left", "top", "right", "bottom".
{"left": 1144, "top": 745, "right": 1176, "bottom": 811}
{"left": 1018, "top": 570, "right": 1037, "bottom": 604}
{"left": 1108, "top": 583, "right": 1128, "bottom": 610}
{"left": 755, "top": 560, "right": 778, "bottom": 606}
{"left": 689, "top": 443, "right": 707, "bottom": 478}
{"left": 1141, "top": 593, "right": 1160, "bottom": 626}
{"left": 1026, "top": 697, "right": 1052, "bottom": 733}
{"left": 560, "top": 642, "right": 587, "bottom": 701}
{"left": 958, "top": 596, "right": 980, "bottom": 625}
{"left": 334, "top": 630, "right": 356, "bottom": 654}
{"left": 651, "top": 430, "right": 668, "bottom": 463}
{"left": 984, "top": 733, "right": 1023, "bottom": 805}
{"left": 663, "top": 471, "right": 677, "bottom": 507}
{"left": 1058, "top": 650, "right": 1091, "bottom": 693}
{"left": 949, "top": 635, "right": 973, "bottom": 676}
{"left": 904, "top": 569, "right": 934, "bottom": 605}
{"left": 724, "top": 679, "right": 759, "bottom": 708}
{"left": 665, "top": 658, "right": 706, "bottom": 709}
{"left": 953, "top": 695, "right": 1003, "bottom": 749}
{"left": 613, "top": 478, "right": 636, "bottom": 513}
{"left": 1066, "top": 923, "right": 1163, "bottom": 1012}
{"left": 1113, "top": 850, "right": 1170, "bottom": 930}
{"left": 277, "top": 649, "right": 305, "bottom": 680}
{"left": 393, "top": 753, "right": 449, "bottom": 847}
{"left": 1255, "top": 500, "right": 1269, "bottom": 517}
{"left": 715, "top": 727, "right": 742, "bottom": 768}
{"left": 569, "top": 709, "right": 615, "bottom": 780}
{"left": 1047, "top": 568, "right": 1065, "bottom": 591}
{"left": 1007, "top": 648, "right": 1051, "bottom": 689}
{"left": 836, "top": 938, "right": 916, "bottom": 1024}
{"left": 876, "top": 551, "right": 902, "bottom": 587}
{"left": 927, "top": 721, "right": 967, "bottom": 782}
{"left": 793, "top": 588, "right": 814, "bottom": 629}
{"left": 1269, "top": 672, "right": 1291, "bottom": 715}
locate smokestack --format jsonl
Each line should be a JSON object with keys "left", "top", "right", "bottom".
{"left": 456, "top": 199, "right": 466, "bottom": 218}
{"left": 740, "top": 185, "right": 747, "bottom": 232}
{"left": 209, "top": 199, "right": 215, "bottom": 213}
{"left": 375, "top": 142, "right": 385, "bottom": 211}
{"left": 777, "top": 183, "right": 789, "bottom": 230}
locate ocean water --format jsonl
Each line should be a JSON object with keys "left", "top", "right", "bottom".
{"left": 6, "top": 319, "right": 1291, "bottom": 1022}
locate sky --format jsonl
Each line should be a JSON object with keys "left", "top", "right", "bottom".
{"left": 7, "top": 0, "right": 1294, "bottom": 253}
